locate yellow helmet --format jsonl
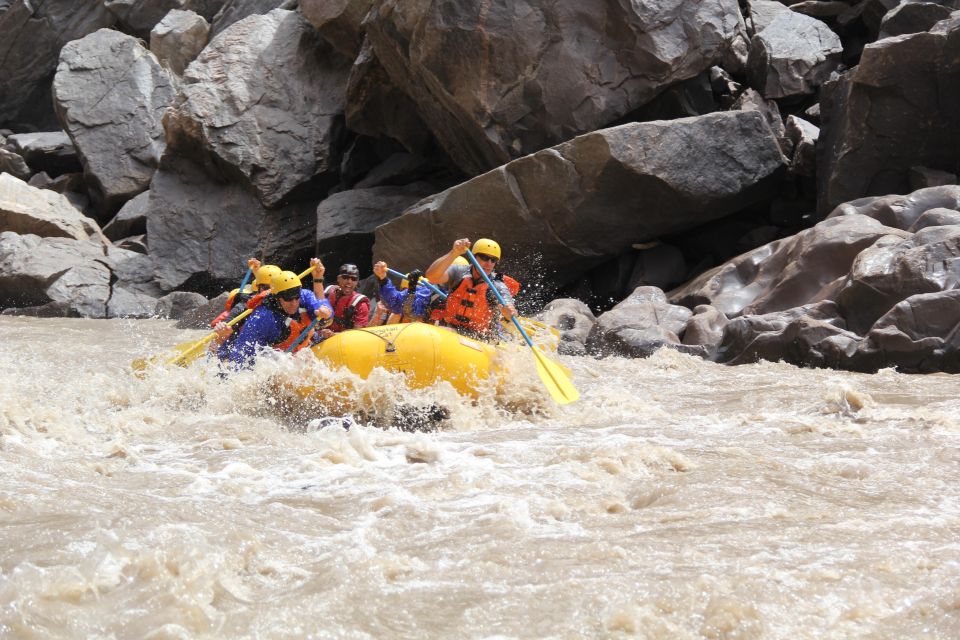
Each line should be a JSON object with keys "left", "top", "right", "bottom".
{"left": 452, "top": 256, "right": 470, "bottom": 266}
{"left": 270, "top": 270, "right": 302, "bottom": 298}
{"left": 254, "top": 264, "right": 282, "bottom": 288}
{"left": 472, "top": 238, "right": 501, "bottom": 260}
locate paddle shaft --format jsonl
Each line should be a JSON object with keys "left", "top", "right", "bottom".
{"left": 386, "top": 267, "right": 447, "bottom": 299}
{"left": 463, "top": 250, "right": 533, "bottom": 348}
{"left": 168, "top": 308, "right": 253, "bottom": 365}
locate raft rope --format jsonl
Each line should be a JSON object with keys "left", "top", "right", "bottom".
{"left": 351, "top": 322, "right": 417, "bottom": 353}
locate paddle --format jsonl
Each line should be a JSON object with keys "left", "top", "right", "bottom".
{"left": 386, "top": 267, "right": 446, "bottom": 298}
{"left": 464, "top": 249, "right": 579, "bottom": 405}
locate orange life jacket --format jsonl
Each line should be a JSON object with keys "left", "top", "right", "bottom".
{"left": 212, "top": 288, "right": 269, "bottom": 327}
{"left": 438, "top": 272, "right": 520, "bottom": 332}
{"left": 441, "top": 274, "right": 497, "bottom": 335}
{"left": 271, "top": 304, "right": 317, "bottom": 353}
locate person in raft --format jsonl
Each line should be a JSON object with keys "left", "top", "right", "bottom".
{"left": 213, "top": 260, "right": 333, "bottom": 365}
{"left": 210, "top": 258, "right": 282, "bottom": 328}
{"left": 424, "top": 238, "right": 519, "bottom": 343}
{"left": 371, "top": 261, "right": 434, "bottom": 324}
{"left": 319, "top": 263, "right": 370, "bottom": 339}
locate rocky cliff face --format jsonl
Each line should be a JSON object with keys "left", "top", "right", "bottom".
{"left": 1, "top": 0, "right": 959, "bottom": 373}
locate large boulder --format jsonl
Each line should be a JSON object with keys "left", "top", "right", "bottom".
{"left": 316, "top": 184, "right": 436, "bottom": 275}
{"left": 300, "top": 0, "right": 373, "bottom": 58}
{"left": 715, "top": 301, "right": 861, "bottom": 367}
{"left": 104, "top": 0, "right": 187, "bottom": 39}
{"left": 3, "top": 132, "right": 81, "bottom": 176}
{"left": 834, "top": 224, "right": 960, "bottom": 334}
{"left": 0, "top": 0, "right": 114, "bottom": 126}
{"left": 878, "top": 2, "right": 954, "bottom": 39}
{"left": 53, "top": 29, "right": 176, "bottom": 219}
{"left": 669, "top": 214, "right": 910, "bottom": 318}
{"left": 344, "top": 40, "right": 437, "bottom": 156}
{"left": 0, "top": 231, "right": 158, "bottom": 317}
{"left": 374, "top": 110, "right": 786, "bottom": 293}
{"left": 854, "top": 289, "right": 960, "bottom": 373}
{"left": 360, "top": 0, "right": 747, "bottom": 175}
{"left": 164, "top": 9, "right": 352, "bottom": 208}
{"left": 746, "top": 8, "right": 843, "bottom": 99}
{"left": 587, "top": 286, "right": 692, "bottom": 358}
{"left": 146, "top": 153, "right": 318, "bottom": 292}
{"left": 210, "top": 0, "right": 292, "bottom": 34}
{"left": 826, "top": 185, "right": 960, "bottom": 231}
{"left": 818, "top": 14, "right": 960, "bottom": 214}
{"left": 0, "top": 173, "right": 102, "bottom": 242}
{"left": 150, "top": 9, "right": 211, "bottom": 76}
{"left": 102, "top": 191, "right": 150, "bottom": 241}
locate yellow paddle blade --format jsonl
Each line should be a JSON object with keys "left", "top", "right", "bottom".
{"left": 531, "top": 345, "right": 580, "bottom": 405}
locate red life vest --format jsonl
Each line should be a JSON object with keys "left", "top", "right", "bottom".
{"left": 324, "top": 285, "right": 368, "bottom": 332}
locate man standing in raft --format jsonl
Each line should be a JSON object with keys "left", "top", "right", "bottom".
{"left": 425, "top": 238, "right": 519, "bottom": 343}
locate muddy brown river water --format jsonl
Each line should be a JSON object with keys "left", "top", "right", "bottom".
{"left": 1, "top": 317, "right": 958, "bottom": 639}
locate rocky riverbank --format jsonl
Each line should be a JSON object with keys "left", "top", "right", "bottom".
{"left": 1, "top": 0, "right": 958, "bottom": 373}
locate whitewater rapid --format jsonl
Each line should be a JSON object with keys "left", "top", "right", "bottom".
{"left": 1, "top": 316, "right": 958, "bottom": 639}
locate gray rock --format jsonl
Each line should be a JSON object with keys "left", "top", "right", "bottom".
{"left": 150, "top": 9, "right": 211, "bottom": 75}
{"left": 879, "top": 2, "right": 953, "bottom": 39}
{"left": 908, "top": 207, "right": 960, "bottom": 232}
{"left": 211, "top": 0, "right": 292, "bottom": 34}
{"left": 0, "top": 231, "right": 157, "bottom": 318}
{"left": 0, "top": 0, "right": 115, "bottom": 125}
{"left": 177, "top": 291, "right": 228, "bottom": 328}
{"left": 165, "top": 9, "right": 351, "bottom": 208}
{"left": 53, "top": 30, "right": 175, "bottom": 218}
{"left": 747, "top": 9, "right": 843, "bottom": 99}
{"left": 4, "top": 132, "right": 80, "bottom": 176}
{"left": 854, "top": 289, "right": 960, "bottom": 372}
{"left": 27, "top": 172, "right": 86, "bottom": 195}
{"left": 835, "top": 224, "right": 960, "bottom": 334}
{"left": 826, "top": 185, "right": 960, "bottom": 231}
{"left": 670, "top": 214, "right": 910, "bottom": 318}
{"left": 748, "top": 0, "right": 793, "bottom": 32}
{"left": 587, "top": 286, "right": 693, "bottom": 358}
{"left": 788, "top": 1, "right": 852, "bottom": 19}
{"left": 817, "top": 15, "right": 960, "bottom": 213}
{"left": 539, "top": 298, "right": 596, "bottom": 350}
{"left": 300, "top": 0, "right": 373, "bottom": 58}
{"left": 909, "top": 166, "right": 957, "bottom": 190}
{"left": 716, "top": 301, "right": 861, "bottom": 367}
{"left": 146, "top": 153, "right": 318, "bottom": 292}
{"left": 102, "top": 191, "right": 150, "bottom": 241}
{"left": 0, "top": 173, "right": 102, "bottom": 241}
{"left": 681, "top": 304, "right": 729, "bottom": 356}
{"left": 155, "top": 291, "right": 209, "bottom": 319}
{"left": 344, "top": 40, "right": 437, "bottom": 156}
{"left": 785, "top": 115, "right": 819, "bottom": 177}
{"left": 732, "top": 88, "right": 789, "bottom": 156}
{"left": 374, "top": 110, "right": 787, "bottom": 293}
{"left": 0, "top": 148, "right": 31, "bottom": 180}
{"left": 361, "top": 0, "right": 747, "bottom": 175}
{"left": 104, "top": 0, "right": 187, "bottom": 39}
{"left": 316, "top": 184, "right": 436, "bottom": 274}
{"left": 116, "top": 235, "right": 148, "bottom": 254}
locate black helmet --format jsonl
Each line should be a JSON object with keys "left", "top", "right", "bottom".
{"left": 338, "top": 263, "right": 360, "bottom": 278}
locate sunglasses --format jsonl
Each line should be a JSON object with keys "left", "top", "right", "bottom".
{"left": 277, "top": 288, "right": 301, "bottom": 301}
{"left": 475, "top": 253, "right": 498, "bottom": 264}
{"left": 339, "top": 274, "right": 359, "bottom": 281}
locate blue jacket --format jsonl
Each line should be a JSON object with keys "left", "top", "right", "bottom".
{"left": 220, "top": 289, "right": 331, "bottom": 366}
{"left": 378, "top": 279, "right": 435, "bottom": 320}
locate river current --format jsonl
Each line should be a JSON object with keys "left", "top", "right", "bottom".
{"left": 1, "top": 316, "right": 958, "bottom": 639}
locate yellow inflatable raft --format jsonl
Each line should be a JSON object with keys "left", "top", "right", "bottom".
{"left": 309, "top": 323, "right": 500, "bottom": 397}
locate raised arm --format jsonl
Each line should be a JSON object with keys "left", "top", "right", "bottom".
{"left": 425, "top": 238, "right": 470, "bottom": 285}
